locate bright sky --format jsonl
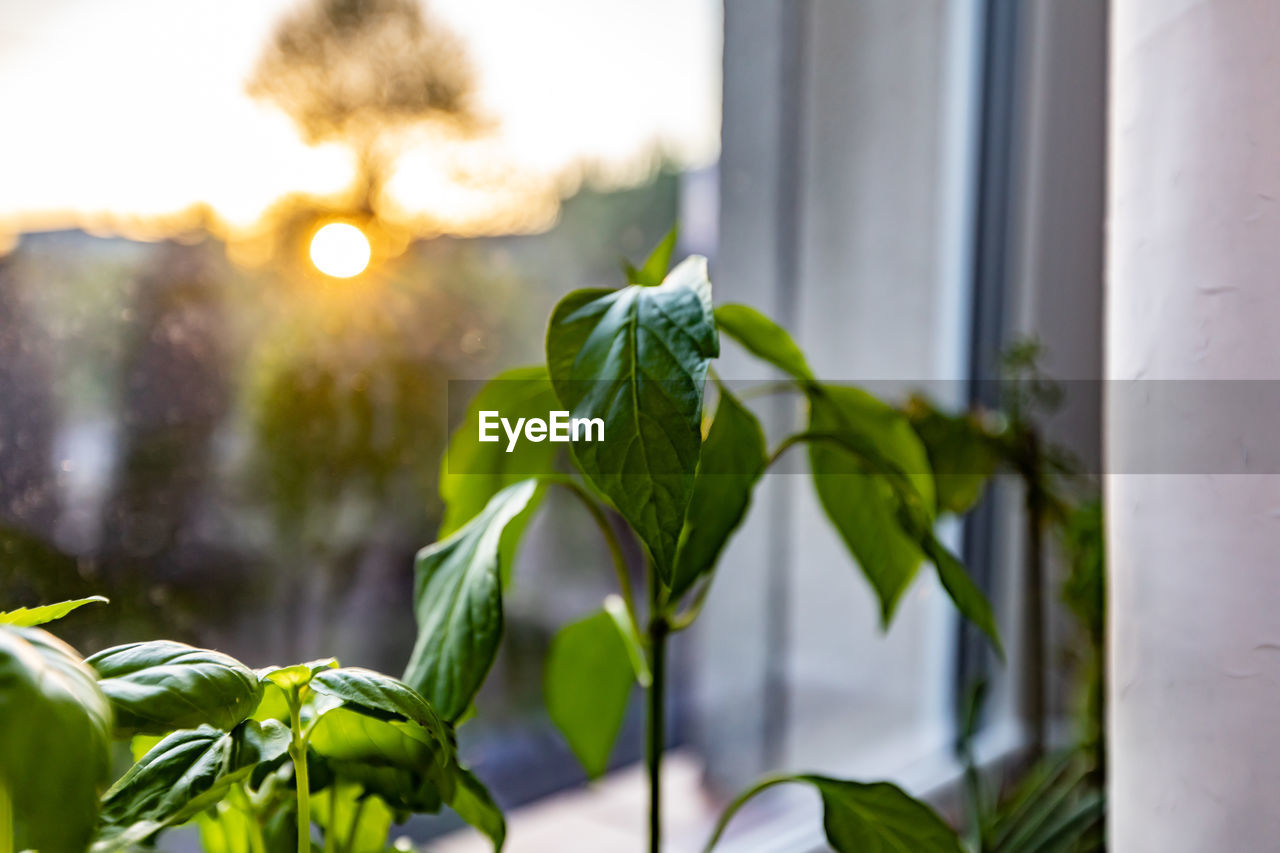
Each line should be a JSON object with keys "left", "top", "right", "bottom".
{"left": 0, "top": 0, "right": 721, "bottom": 238}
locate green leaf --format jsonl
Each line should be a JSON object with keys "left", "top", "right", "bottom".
{"left": 96, "top": 720, "right": 290, "bottom": 852}
{"left": 546, "top": 256, "right": 719, "bottom": 584}
{"left": 258, "top": 657, "right": 339, "bottom": 691}
{"left": 714, "top": 303, "right": 814, "bottom": 380}
{"left": 439, "top": 365, "right": 561, "bottom": 538}
{"left": 806, "top": 385, "right": 935, "bottom": 625}
{"left": 313, "top": 782, "right": 396, "bottom": 853}
{"left": 625, "top": 226, "right": 679, "bottom": 286}
{"left": 0, "top": 594, "right": 108, "bottom": 627}
{"left": 809, "top": 777, "right": 965, "bottom": 853}
{"left": 448, "top": 767, "right": 506, "bottom": 852}
{"left": 310, "top": 666, "right": 450, "bottom": 752}
{"left": 404, "top": 480, "right": 540, "bottom": 721}
{"left": 670, "top": 384, "right": 768, "bottom": 600}
{"left": 788, "top": 426, "right": 1002, "bottom": 656}
{"left": 195, "top": 795, "right": 257, "bottom": 853}
{"left": 0, "top": 625, "right": 112, "bottom": 853}
{"left": 309, "top": 707, "right": 453, "bottom": 812}
{"left": 603, "top": 594, "right": 651, "bottom": 686}
{"left": 921, "top": 532, "right": 1003, "bottom": 658}
{"left": 706, "top": 775, "right": 963, "bottom": 853}
{"left": 903, "top": 396, "right": 998, "bottom": 515}
{"left": 544, "top": 609, "right": 636, "bottom": 779}
{"left": 87, "top": 641, "right": 264, "bottom": 737}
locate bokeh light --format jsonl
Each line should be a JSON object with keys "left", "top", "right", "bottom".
{"left": 309, "top": 222, "right": 371, "bottom": 277}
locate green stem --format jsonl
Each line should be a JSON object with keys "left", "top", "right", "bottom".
{"left": 288, "top": 691, "right": 312, "bottom": 853}
{"left": 0, "top": 778, "right": 13, "bottom": 853}
{"left": 701, "top": 774, "right": 793, "bottom": 852}
{"left": 646, "top": 613, "right": 669, "bottom": 853}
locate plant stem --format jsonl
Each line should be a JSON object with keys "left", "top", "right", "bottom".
{"left": 701, "top": 774, "right": 792, "bottom": 852}
{"left": 0, "top": 779, "right": 13, "bottom": 853}
{"left": 646, "top": 613, "right": 669, "bottom": 853}
{"left": 1023, "top": 430, "right": 1047, "bottom": 761}
{"left": 288, "top": 691, "right": 312, "bottom": 853}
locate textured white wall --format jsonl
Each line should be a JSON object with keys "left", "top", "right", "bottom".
{"left": 1109, "top": 0, "right": 1280, "bottom": 848}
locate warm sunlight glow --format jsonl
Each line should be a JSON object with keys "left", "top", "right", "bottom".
{"left": 0, "top": 0, "right": 721, "bottom": 242}
{"left": 310, "top": 222, "right": 371, "bottom": 277}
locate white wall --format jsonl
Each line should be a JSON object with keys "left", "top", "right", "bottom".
{"left": 1109, "top": 0, "right": 1280, "bottom": 848}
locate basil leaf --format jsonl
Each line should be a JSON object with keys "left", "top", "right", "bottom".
{"left": 88, "top": 640, "right": 264, "bottom": 737}
{"left": 0, "top": 625, "right": 111, "bottom": 853}
{"left": 806, "top": 385, "right": 935, "bottom": 624}
{"left": 310, "top": 666, "right": 450, "bottom": 751}
{"left": 714, "top": 303, "right": 813, "bottom": 381}
{"left": 96, "top": 720, "right": 290, "bottom": 851}
{"left": 546, "top": 256, "right": 718, "bottom": 584}
{"left": 544, "top": 609, "right": 635, "bottom": 778}
{"left": 404, "top": 480, "right": 539, "bottom": 721}
{"left": 670, "top": 385, "right": 767, "bottom": 600}
{"left": 258, "top": 657, "right": 339, "bottom": 692}
{"left": 309, "top": 707, "right": 453, "bottom": 811}
{"left": 0, "top": 594, "right": 108, "bottom": 627}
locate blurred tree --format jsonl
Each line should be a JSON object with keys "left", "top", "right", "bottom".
{"left": 248, "top": 0, "right": 478, "bottom": 213}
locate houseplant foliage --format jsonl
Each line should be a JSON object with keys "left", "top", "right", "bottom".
{"left": 408, "top": 230, "right": 1003, "bottom": 852}
{"left": 0, "top": 598, "right": 502, "bottom": 853}
{"left": 0, "top": 232, "right": 1003, "bottom": 852}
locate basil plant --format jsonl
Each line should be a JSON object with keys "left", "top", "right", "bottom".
{"left": 0, "top": 597, "right": 501, "bottom": 853}
{"left": 405, "top": 230, "right": 1002, "bottom": 853}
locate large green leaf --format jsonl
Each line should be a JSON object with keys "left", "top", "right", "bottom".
{"left": 714, "top": 303, "right": 814, "bottom": 381}
{"left": 807, "top": 385, "right": 936, "bottom": 625}
{"left": 311, "top": 666, "right": 450, "bottom": 752}
{"left": 706, "top": 775, "right": 963, "bottom": 853}
{"left": 0, "top": 594, "right": 108, "bottom": 627}
{"left": 546, "top": 256, "right": 718, "bottom": 584}
{"left": 95, "top": 720, "right": 290, "bottom": 852}
{"left": 404, "top": 480, "right": 540, "bottom": 721}
{"left": 439, "top": 365, "right": 561, "bottom": 538}
{"left": 0, "top": 625, "right": 112, "bottom": 853}
{"left": 544, "top": 609, "right": 635, "bottom": 779}
{"left": 88, "top": 641, "right": 264, "bottom": 737}
{"left": 670, "top": 385, "right": 768, "bottom": 600}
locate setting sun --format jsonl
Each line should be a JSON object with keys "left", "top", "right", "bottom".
{"left": 309, "top": 222, "right": 371, "bottom": 277}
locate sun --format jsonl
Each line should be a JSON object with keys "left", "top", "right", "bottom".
{"left": 309, "top": 222, "right": 371, "bottom": 278}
